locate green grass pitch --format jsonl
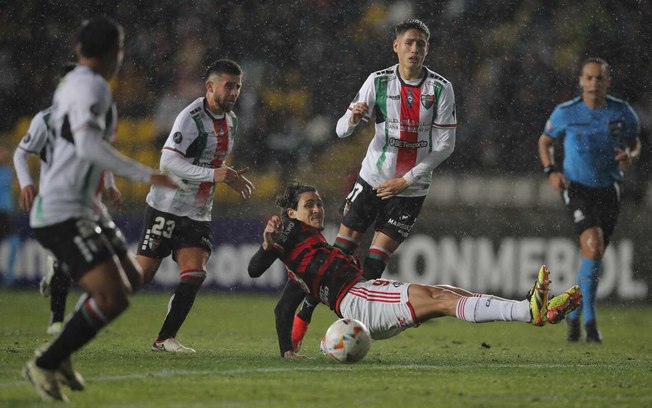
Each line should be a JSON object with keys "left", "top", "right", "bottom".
{"left": 1, "top": 289, "right": 651, "bottom": 407}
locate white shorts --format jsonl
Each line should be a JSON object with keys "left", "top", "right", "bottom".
{"left": 338, "top": 279, "right": 418, "bottom": 340}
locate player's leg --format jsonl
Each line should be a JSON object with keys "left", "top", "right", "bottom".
{"left": 364, "top": 231, "right": 399, "bottom": 279}
{"left": 46, "top": 260, "right": 71, "bottom": 335}
{"left": 364, "top": 195, "right": 425, "bottom": 280}
{"left": 293, "top": 178, "right": 379, "bottom": 340}
{"left": 410, "top": 265, "right": 580, "bottom": 325}
{"left": 152, "top": 246, "right": 208, "bottom": 353}
{"left": 25, "top": 219, "right": 132, "bottom": 401}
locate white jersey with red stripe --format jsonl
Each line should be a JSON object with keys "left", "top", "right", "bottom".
{"left": 337, "top": 64, "right": 456, "bottom": 197}
{"left": 146, "top": 97, "right": 237, "bottom": 221}
{"left": 30, "top": 66, "right": 118, "bottom": 228}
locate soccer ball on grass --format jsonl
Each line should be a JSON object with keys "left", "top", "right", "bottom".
{"left": 320, "top": 318, "right": 371, "bottom": 363}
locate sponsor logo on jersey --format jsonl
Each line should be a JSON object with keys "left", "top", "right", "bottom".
{"left": 421, "top": 93, "right": 435, "bottom": 109}
{"left": 319, "top": 286, "right": 329, "bottom": 305}
{"left": 280, "top": 221, "right": 295, "bottom": 243}
{"left": 387, "top": 94, "right": 400, "bottom": 100}
{"left": 23, "top": 133, "right": 32, "bottom": 143}
{"left": 573, "top": 209, "right": 585, "bottom": 223}
{"left": 173, "top": 132, "right": 183, "bottom": 144}
{"left": 388, "top": 137, "right": 427, "bottom": 149}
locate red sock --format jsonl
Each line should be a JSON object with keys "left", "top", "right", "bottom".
{"left": 291, "top": 314, "right": 310, "bottom": 351}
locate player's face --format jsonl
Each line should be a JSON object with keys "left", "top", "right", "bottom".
{"left": 579, "top": 62, "right": 610, "bottom": 103}
{"left": 288, "top": 192, "right": 324, "bottom": 230}
{"left": 206, "top": 73, "right": 242, "bottom": 115}
{"left": 393, "top": 29, "right": 429, "bottom": 72}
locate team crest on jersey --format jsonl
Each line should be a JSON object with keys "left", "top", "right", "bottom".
{"left": 421, "top": 93, "right": 435, "bottom": 109}
{"left": 173, "top": 132, "right": 183, "bottom": 144}
{"left": 406, "top": 90, "right": 414, "bottom": 108}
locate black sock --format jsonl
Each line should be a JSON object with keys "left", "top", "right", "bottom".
{"left": 157, "top": 279, "right": 203, "bottom": 340}
{"left": 297, "top": 296, "right": 319, "bottom": 322}
{"left": 49, "top": 267, "right": 71, "bottom": 323}
{"left": 363, "top": 257, "right": 387, "bottom": 280}
{"left": 36, "top": 296, "right": 108, "bottom": 370}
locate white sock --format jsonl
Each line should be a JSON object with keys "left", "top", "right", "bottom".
{"left": 456, "top": 296, "right": 530, "bottom": 323}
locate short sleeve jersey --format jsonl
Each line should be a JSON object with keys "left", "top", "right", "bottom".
{"left": 272, "top": 218, "right": 362, "bottom": 314}
{"left": 146, "top": 97, "right": 237, "bottom": 221}
{"left": 544, "top": 95, "right": 640, "bottom": 188}
{"left": 351, "top": 64, "right": 456, "bottom": 197}
{"left": 30, "top": 66, "right": 117, "bottom": 228}
{"left": 16, "top": 107, "right": 54, "bottom": 186}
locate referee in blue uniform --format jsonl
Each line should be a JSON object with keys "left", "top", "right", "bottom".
{"left": 538, "top": 57, "right": 641, "bottom": 343}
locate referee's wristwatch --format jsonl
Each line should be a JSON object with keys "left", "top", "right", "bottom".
{"left": 543, "top": 165, "right": 558, "bottom": 178}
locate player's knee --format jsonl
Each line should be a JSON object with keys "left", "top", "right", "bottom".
{"left": 93, "top": 291, "right": 130, "bottom": 318}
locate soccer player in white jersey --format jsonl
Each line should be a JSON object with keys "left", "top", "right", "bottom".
{"left": 278, "top": 19, "right": 458, "bottom": 356}
{"left": 135, "top": 59, "right": 254, "bottom": 353}
{"left": 23, "top": 17, "right": 179, "bottom": 402}
{"left": 13, "top": 63, "right": 123, "bottom": 336}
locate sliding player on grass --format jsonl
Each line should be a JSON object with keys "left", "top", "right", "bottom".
{"left": 249, "top": 183, "right": 582, "bottom": 357}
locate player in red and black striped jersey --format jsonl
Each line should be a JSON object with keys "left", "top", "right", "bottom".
{"left": 249, "top": 183, "right": 582, "bottom": 358}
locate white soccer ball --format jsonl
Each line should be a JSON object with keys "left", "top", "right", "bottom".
{"left": 320, "top": 318, "right": 371, "bottom": 363}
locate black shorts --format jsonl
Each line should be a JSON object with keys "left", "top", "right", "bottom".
{"left": 33, "top": 217, "right": 128, "bottom": 281}
{"left": 562, "top": 181, "right": 621, "bottom": 245}
{"left": 136, "top": 205, "right": 213, "bottom": 261}
{"left": 339, "top": 176, "right": 425, "bottom": 243}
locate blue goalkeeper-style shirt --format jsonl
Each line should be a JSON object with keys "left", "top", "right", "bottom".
{"left": 544, "top": 95, "right": 640, "bottom": 188}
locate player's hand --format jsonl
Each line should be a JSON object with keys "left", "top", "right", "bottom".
{"left": 213, "top": 166, "right": 240, "bottom": 184}
{"left": 148, "top": 172, "right": 183, "bottom": 189}
{"left": 548, "top": 171, "right": 568, "bottom": 192}
{"left": 262, "top": 215, "right": 282, "bottom": 250}
{"left": 615, "top": 147, "right": 634, "bottom": 170}
{"left": 374, "top": 177, "right": 408, "bottom": 199}
{"left": 105, "top": 186, "right": 123, "bottom": 206}
{"left": 19, "top": 185, "right": 37, "bottom": 211}
{"left": 349, "top": 102, "right": 369, "bottom": 126}
{"left": 226, "top": 167, "right": 254, "bottom": 200}
{"left": 283, "top": 350, "right": 308, "bottom": 359}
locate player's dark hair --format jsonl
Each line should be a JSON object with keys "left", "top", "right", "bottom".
{"left": 205, "top": 59, "right": 242, "bottom": 80}
{"left": 61, "top": 62, "right": 77, "bottom": 77}
{"left": 275, "top": 183, "right": 317, "bottom": 218}
{"left": 581, "top": 57, "right": 611, "bottom": 77}
{"left": 78, "top": 17, "right": 123, "bottom": 58}
{"left": 396, "top": 19, "right": 430, "bottom": 40}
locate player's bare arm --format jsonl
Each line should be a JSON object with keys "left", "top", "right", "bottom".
{"left": 374, "top": 177, "right": 409, "bottom": 199}
{"left": 262, "top": 215, "right": 282, "bottom": 250}
{"left": 226, "top": 167, "right": 255, "bottom": 200}
{"left": 615, "top": 137, "right": 641, "bottom": 170}
{"left": 19, "top": 185, "right": 37, "bottom": 211}
{"left": 538, "top": 132, "right": 567, "bottom": 192}
{"left": 348, "top": 102, "right": 369, "bottom": 125}
{"left": 213, "top": 166, "right": 239, "bottom": 184}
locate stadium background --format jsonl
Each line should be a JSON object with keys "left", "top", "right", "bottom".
{"left": 1, "top": 1, "right": 651, "bottom": 301}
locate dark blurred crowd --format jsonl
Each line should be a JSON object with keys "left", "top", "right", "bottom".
{"left": 1, "top": 0, "right": 650, "bottom": 183}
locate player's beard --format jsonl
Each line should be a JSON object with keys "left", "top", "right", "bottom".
{"left": 217, "top": 97, "right": 235, "bottom": 113}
